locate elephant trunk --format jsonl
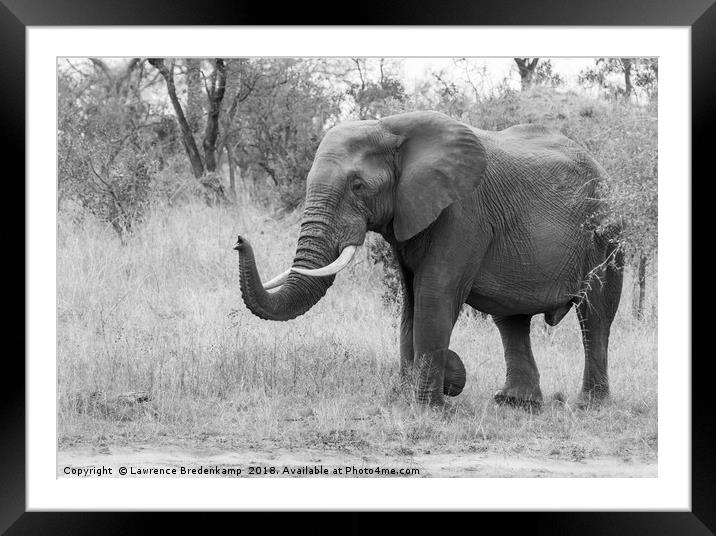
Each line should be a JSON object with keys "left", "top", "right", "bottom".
{"left": 235, "top": 218, "right": 338, "bottom": 322}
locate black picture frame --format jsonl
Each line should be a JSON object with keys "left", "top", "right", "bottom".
{"left": 7, "top": 0, "right": 709, "bottom": 532}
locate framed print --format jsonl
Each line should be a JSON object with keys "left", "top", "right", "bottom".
{"left": 8, "top": 0, "right": 711, "bottom": 531}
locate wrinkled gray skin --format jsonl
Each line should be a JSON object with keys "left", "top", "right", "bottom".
{"left": 235, "top": 111, "right": 623, "bottom": 407}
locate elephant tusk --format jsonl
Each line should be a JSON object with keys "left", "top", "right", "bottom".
{"left": 262, "top": 268, "right": 291, "bottom": 290}
{"left": 291, "top": 246, "right": 357, "bottom": 277}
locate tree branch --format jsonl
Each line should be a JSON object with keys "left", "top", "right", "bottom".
{"left": 147, "top": 58, "right": 205, "bottom": 179}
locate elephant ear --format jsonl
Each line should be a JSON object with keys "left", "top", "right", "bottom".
{"left": 381, "top": 111, "right": 487, "bottom": 242}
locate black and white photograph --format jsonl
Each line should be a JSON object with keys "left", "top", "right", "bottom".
{"left": 56, "top": 55, "right": 659, "bottom": 479}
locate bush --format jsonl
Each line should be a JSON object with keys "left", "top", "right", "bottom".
{"left": 58, "top": 64, "right": 160, "bottom": 239}
{"left": 365, "top": 235, "right": 402, "bottom": 308}
{"left": 59, "top": 131, "right": 156, "bottom": 238}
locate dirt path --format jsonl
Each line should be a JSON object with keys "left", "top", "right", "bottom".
{"left": 58, "top": 445, "right": 656, "bottom": 478}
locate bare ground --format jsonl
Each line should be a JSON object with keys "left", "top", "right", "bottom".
{"left": 58, "top": 443, "right": 656, "bottom": 478}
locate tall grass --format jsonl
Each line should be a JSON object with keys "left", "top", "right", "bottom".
{"left": 57, "top": 199, "right": 657, "bottom": 461}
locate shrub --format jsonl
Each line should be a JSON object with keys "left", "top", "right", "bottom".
{"left": 365, "top": 235, "right": 402, "bottom": 308}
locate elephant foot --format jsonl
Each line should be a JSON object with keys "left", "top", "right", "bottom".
{"left": 414, "top": 350, "right": 449, "bottom": 407}
{"left": 576, "top": 385, "right": 610, "bottom": 409}
{"left": 443, "top": 349, "right": 466, "bottom": 397}
{"left": 494, "top": 383, "right": 543, "bottom": 411}
{"left": 415, "top": 381, "right": 444, "bottom": 407}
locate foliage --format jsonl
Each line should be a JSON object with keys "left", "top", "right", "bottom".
{"left": 58, "top": 62, "right": 158, "bottom": 238}
{"left": 229, "top": 59, "right": 343, "bottom": 209}
{"left": 533, "top": 60, "right": 564, "bottom": 87}
{"left": 578, "top": 58, "right": 658, "bottom": 100}
{"left": 365, "top": 235, "right": 403, "bottom": 309}
{"left": 345, "top": 58, "right": 407, "bottom": 119}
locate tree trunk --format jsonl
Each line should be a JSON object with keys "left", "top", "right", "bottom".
{"left": 633, "top": 254, "right": 647, "bottom": 319}
{"left": 226, "top": 142, "right": 237, "bottom": 202}
{"left": 148, "top": 58, "right": 205, "bottom": 179}
{"left": 185, "top": 59, "right": 203, "bottom": 134}
{"left": 514, "top": 58, "right": 539, "bottom": 90}
{"left": 202, "top": 59, "right": 227, "bottom": 173}
{"left": 621, "top": 58, "right": 633, "bottom": 97}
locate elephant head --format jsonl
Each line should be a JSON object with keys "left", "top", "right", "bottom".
{"left": 235, "top": 111, "right": 487, "bottom": 321}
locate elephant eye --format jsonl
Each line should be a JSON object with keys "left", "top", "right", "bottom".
{"left": 351, "top": 178, "right": 365, "bottom": 192}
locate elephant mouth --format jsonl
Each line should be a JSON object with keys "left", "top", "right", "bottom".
{"left": 292, "top": 245, "right": 357, "bottom": 276}
{"left": 262, "top": 245, "right": 358, "bottom": 290}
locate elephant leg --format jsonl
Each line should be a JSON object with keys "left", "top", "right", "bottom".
{"left": 397, "top": 262, "right": 415, "bottom": 379}
{"left": 493, "top": 314, "right": 543, "bottom": 409}
{"left": 411, "top": 280, "right": 468, "bottom": 406}
{"left": 395, "top": 256, "right": 465, "bottom": 397}
{"left": 576, "top": 247, "right": 624, "bottom": 405}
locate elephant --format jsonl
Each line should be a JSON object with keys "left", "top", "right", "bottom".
{"left": 234, "top": 111, "right": 623, "bottom": 408}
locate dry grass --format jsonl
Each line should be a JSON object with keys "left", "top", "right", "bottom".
{"left": 57, "top": 199, "right": 657, "bottom": 463}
